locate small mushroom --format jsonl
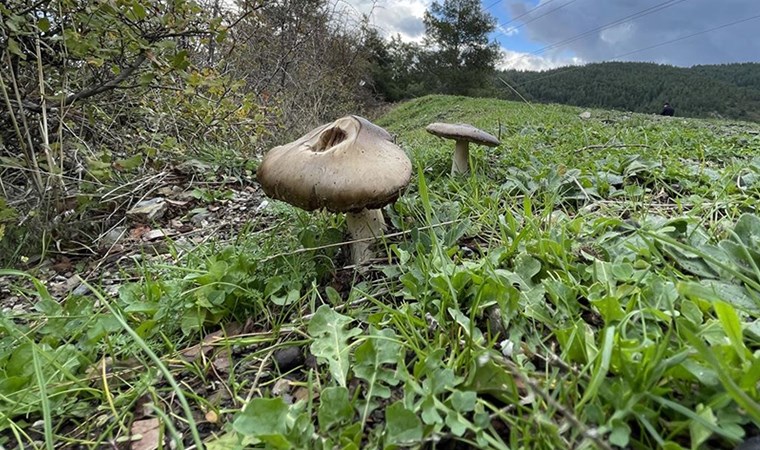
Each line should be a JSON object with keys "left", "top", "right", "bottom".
{"left": 426, "top": 122, "right": 501, "bottom": 175}
{"left": 257, "top": 115, "right": 412, "bottom": 265}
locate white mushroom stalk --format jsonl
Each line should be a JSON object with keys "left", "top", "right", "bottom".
{"left": 257, "top": 115, "right": 412, "bottom": 266}
{"left": 452, "top": 140, "right": 471, "bottom": 175}
{"left": 345, "top": 208, "right": 387, "bottom": 265}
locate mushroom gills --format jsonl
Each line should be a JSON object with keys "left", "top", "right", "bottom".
{"left": 316, "top": 127, "right": 347, "bottom": 152}
{"left": 345, "top": 208, "right": 387, "bottom": 265}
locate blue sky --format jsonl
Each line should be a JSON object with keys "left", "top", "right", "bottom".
{"left": 347, "top": 0, "right": 760, "bottom": 71}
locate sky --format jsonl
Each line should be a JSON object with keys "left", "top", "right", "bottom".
{"left": 344, "top": 0, "right": 760, "bottom": 71}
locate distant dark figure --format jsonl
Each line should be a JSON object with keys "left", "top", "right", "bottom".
{"left": 661, "top": 102, "right": 675, "bottom": 116}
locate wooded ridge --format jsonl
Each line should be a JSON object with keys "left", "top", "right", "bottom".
{"left": 495, "top": 62, "right": 760, "bottom": 122}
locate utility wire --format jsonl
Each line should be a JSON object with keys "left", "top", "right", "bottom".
{"left": 483, "top": 0, "right": 504, "bottom": 11}
{"left": 531, "top": 0, "right": 688, "bottom": 56}
{"left": 494, "top": 0, "right": 560, "bottom": 24}
{"left": 508, "top": 13, "right": 760, "bottom": 87}
{"left": 493, "top": 0, "right": 579, "bottom": 38}
{"left": 499, "top": 0, "right": 688, "bottom": 67}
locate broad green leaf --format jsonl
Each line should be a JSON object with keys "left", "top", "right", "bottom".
{"left": 131, "top": 1, "right": 146, "bottom": 20}
{"left": 233, "top": 397, "right": 289, "bottom": 437}
{"left": 714, "top": 300, "right": 748, "bottom": 361}
{"left": 609, "top": 420, "right": 631, "bottom": 448}
{"left": 114, "top": 154, "right": 142, "bottom": 170}
{"left": 308, "top": 305, "right": 362, "bottom": 387}
{"left": 325, "top": 286, "right": 342, "bottom": 305}
{"left": 445, "top": 409, "right": 469, "bottom": 437}
{"left": 463, "top": 358, "right": 515, "bottom": 402}
{"left": 447, "top": 308, "right": 484, "bottom": 344}
{"left": 449, "top": 390, "right": 477, "bottom": 412}
{"left": 384, "top": 401, "right": 422, "bottom": 446}
{"left": 591, "top": 296, "right": 625, "bottom": 323}
{"left": 354, "top": 328, "right": 401, "bottom": 424}
{"left": 689, "top": 404, "right": 717, "bottom": 450}
{"left": 733, "top": 213, "right": 760, "bottom": 247}
{"left": 318, "top": 386, "right": 354, "bottom": 430}
{"left": 677, "top": 280, "right": 760, "bottom": 313}
{"left": 7, "top": 38, "right": 25, "bottom": 60}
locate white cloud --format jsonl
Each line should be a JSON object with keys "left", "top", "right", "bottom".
{"left": 498, "top": 48, "right": 583, "bottom": 71}
{"left": 497, "top": 25, "right": 519, "bottom": 37}
{"left": 599, "top": 22, "right": 635, "bottom": 46}
{"left": 341, "top": 0, "right": 431, "bottom": 41}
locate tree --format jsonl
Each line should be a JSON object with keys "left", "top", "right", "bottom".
{"left": 423, "top": 0, "right": 500, "bottom": 95}
{"left": 363, "top": 30, "right": 428, "bottom": 102}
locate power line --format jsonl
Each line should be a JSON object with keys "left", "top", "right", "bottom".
{"left": 499, "top": 0, "right": 689, "bottom": 67}
{"left": 499, "top": 3, "right": 677, "bottom": 69}
{"left": 495, "top": 0, "right": 560, "bottom": 25}
{"left": 493, "top": 0, "right": 579, "bottom": 39}
{"left": 507, "top": 13, "right": 760, "bottom": 87}
{"left": 531, "top": 0, "right": 688, "bottom": 56}
{"left": 611, "top": 12, "right": 760, "bottom": 60}
{"left": 483, "top": 0, "right": 504, "bottom": 12}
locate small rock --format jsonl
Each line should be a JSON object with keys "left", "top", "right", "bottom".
{"left": 157, "top": 185, "right": 182, "bottom": 196}
{"left": 127, "top": 198, "right": 167, "bottom": 221}
{"left": 101, "top": 227, "right": 127, "bottom": 247}
{"left": 579, "top": 111, "right": 592, "bottom": 120}
{"left": 736, "top": 436, "right": 760, "bottom": 450}
{"left": 73, "top": 283, "right": 91, "bottom": 296}
{"left": 143, "top": 229, "right": 172, "bottom": 241}
{"left": 190, "top": 211, "right": 211, "bottom": 227}
{"left": 273, "top": 347, "right": 305, "bottom": 373}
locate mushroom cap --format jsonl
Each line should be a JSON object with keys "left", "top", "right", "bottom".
{"left": 257, "top": 115, "right": 412, "bottom": 213}
{"left": 426, "top": 123, "right": 501, "bottom": 147}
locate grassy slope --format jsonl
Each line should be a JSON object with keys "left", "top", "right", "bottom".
{"left": 3, "top": 95, "right": 760, "bottom": 449}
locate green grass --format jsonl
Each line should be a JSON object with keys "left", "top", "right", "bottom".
{"left": 3, "top": 94, "right": 760, "bottom": 449}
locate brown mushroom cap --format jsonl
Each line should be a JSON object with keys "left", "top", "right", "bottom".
{"left": 257, "top": 115, "right": 412, "bottom": 213}
{"left": 426, "top": 123, "right": 501, "bottom": 147}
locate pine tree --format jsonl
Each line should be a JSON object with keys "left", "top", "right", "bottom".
{"left": 423, "top": 0, "right": 500, "bottom": 95}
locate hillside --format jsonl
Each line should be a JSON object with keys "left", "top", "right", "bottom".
{"left": 498, "top": 62, "right": 760, "bottom": 122}
{"left": 6, "top": 94, "right": 760, "bottom": 448}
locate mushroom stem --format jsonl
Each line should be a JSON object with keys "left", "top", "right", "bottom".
{"left": 451, "top": 140, "right": 471, "bottom": 175}
{"left": 345, "top": 208, "right": 387, "bottom": 265}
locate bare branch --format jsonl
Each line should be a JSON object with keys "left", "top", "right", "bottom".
{"left": 19, "top": 52, "right": 147, "bottom": 113}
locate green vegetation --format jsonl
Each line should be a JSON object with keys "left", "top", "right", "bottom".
{"left": 0, "top": 0, "right": 376, "bottom": 265}
{"left": 497, "top": 62, "right": 760, "bottom": 122}
{"left": 3, "top": 94, "right": 760, "bottom": 448}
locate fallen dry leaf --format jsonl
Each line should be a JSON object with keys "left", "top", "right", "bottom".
{"left": 131, "top": 418, "right": 160, "bottom": 450}
{"left": 212, "top": 352, "right": 231, "bottom": 373}
{"left": 130, "top": 225, "right": 152, "bottom": 240}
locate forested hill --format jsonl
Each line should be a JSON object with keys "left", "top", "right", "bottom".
{"left": 498, "top": 62, "right": 760, "bottom": 122}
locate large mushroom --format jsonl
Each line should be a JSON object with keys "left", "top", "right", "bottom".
{"left": 257, "top": 115, "right": 412, "bottom": 265}
{"left": 426, "top": 123, "right": 501, "bottom": 175}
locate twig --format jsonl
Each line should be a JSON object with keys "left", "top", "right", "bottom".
{"left": 500, "top": 360, "right": 613, "bottom": 450}
{"left": 20, "top": 53, "right": 148, "bottom": 113}
{"left": 259, "top": 219, "right": 462, "bottom": 263}
{"left": 301, "top": 289, "right": 389, "bottom": 321}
